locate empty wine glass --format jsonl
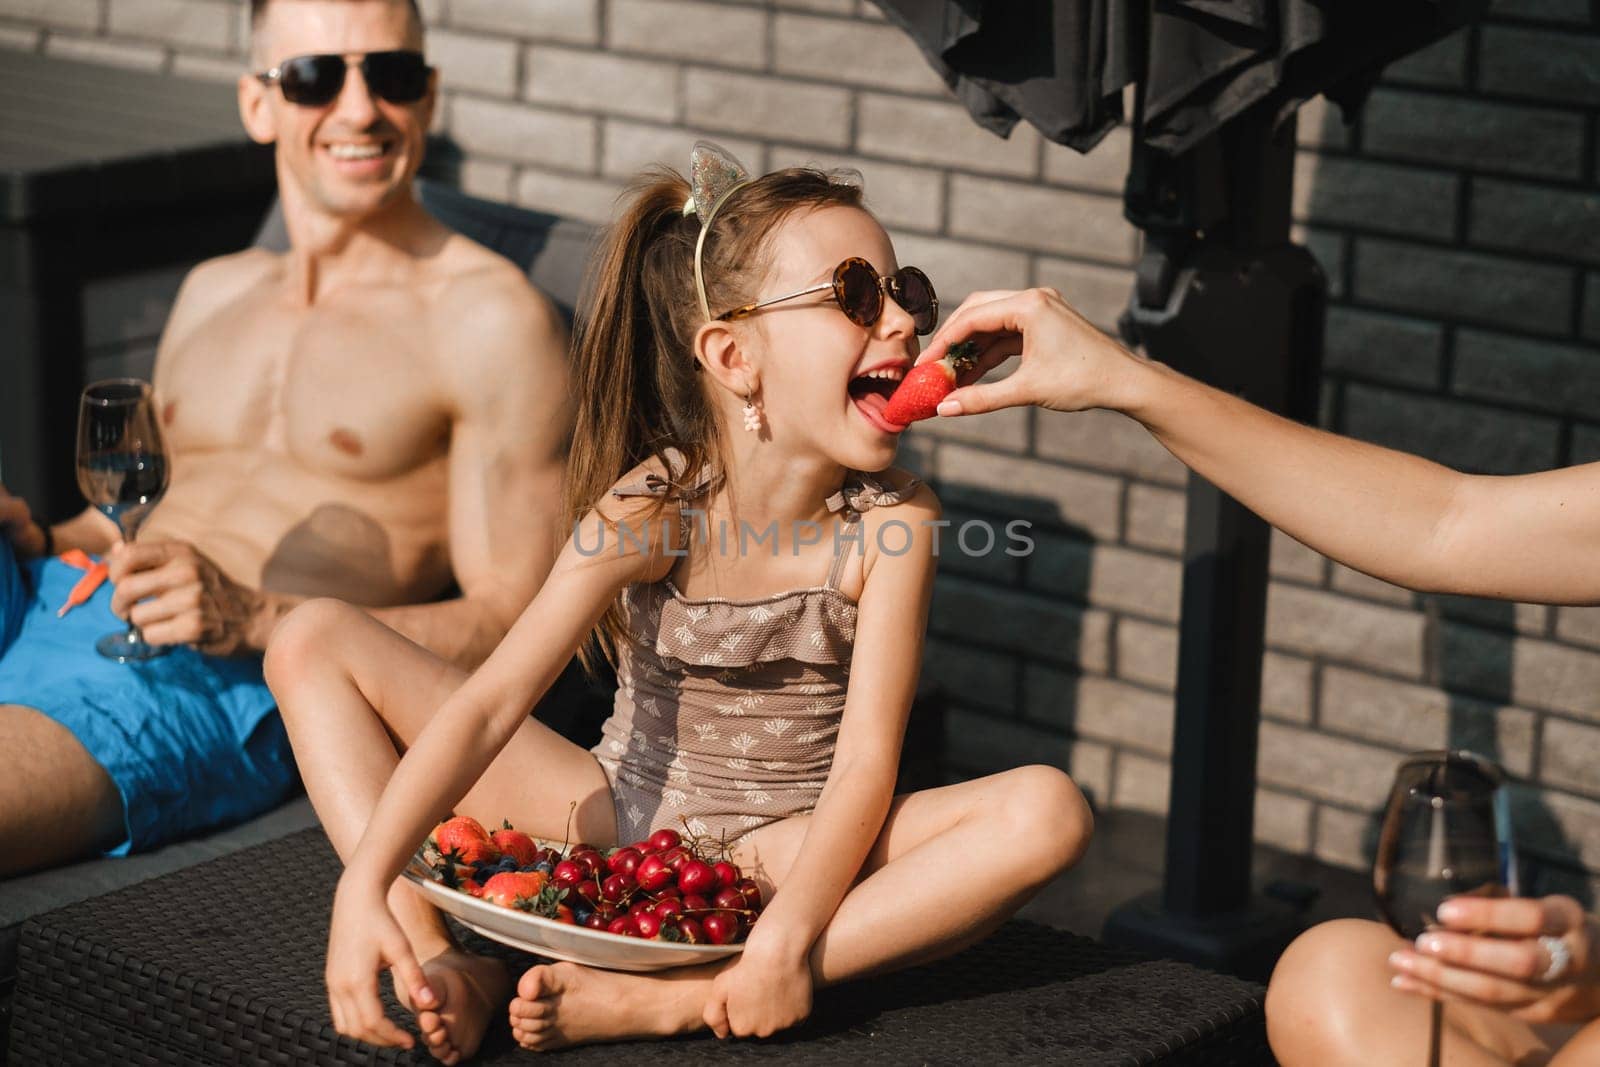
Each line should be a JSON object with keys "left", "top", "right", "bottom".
{"left": 75, "top": 379, "right": 170, "bottom": 662}
{"left": 1373, "top": 750, "right": 1516, "bottom": 1067}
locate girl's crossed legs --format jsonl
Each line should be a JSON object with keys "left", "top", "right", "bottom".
{"left": 264, "top": 599, "right": 620, "bottom": 1065}
{"left": 508, "top": 761, "right": 1093, "bottom": 1050}
{"left": 267, "top": 598, "right": 1094, "bottom": 1058}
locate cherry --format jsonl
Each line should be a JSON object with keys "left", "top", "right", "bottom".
{"left": 607, "top": 847, "right": 643, "bottom": 877}
{"left": 648, "top": 828, "right": 682, "bottom": 853}
{"left": 634, "top": 912, "right": 662, "bottom": 939}
{"left": 628, "top": 839, "right": 654, "bottom": 855}
{"left": 681, "top": 893, "right": 710, "bottom": 913}
{"left": 678, "top": 860, "right": 716, "bottom": 896}
{"left": 607, "top": 915, "right": 636, "bottom": 937}
{"left": 552, "top": 860, "right": 584, "bottom": 889}
{"left": 653, "top": 898, "right": 685, "bottom": 924}
{"left": 594, "top": 902, "right": 620, "bottom": 923}
{"left": 655, "top": 886, "right": 682, "bottom": 900}
{"left": 636, "top": 854, "right": 674, "bottom": 892}
{"left": 583, "top": 913, "right": 608, "bottom": 930}
{"left": 712, "top": 887, "right": 744, "bottom": 912}
{"left": 735, "top": 879, "right": 763, "bottom": 910}
{"left": 660, "top": 846, "right": 692, "bottom": 873}
{"left": 571, "top": 850, "right": 605, "bottom": 879}
{"left": 601, "top": 872, "right": 635, "bottom": 902}
{"left": 573, "top": 880, "right": 602, "bottom": 906}
{"left": 677, "top": 918, "right": 705, "bottom": 944}
{"left": 628, "top": 899, "right": 654, "bottom": 917}
{"left": 713, "top": 861, "right": 740, "bottom": 890}
{"left": 701, "top": 912, "right": 737, "bottom": 945}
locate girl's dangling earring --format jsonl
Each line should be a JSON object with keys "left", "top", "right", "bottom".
{"left": 743, "top": 387, "right": 764, "bottom": 433}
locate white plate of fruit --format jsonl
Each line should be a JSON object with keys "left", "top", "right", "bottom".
{"left": 402, "top": 816, "right": 765, "bottom": 972}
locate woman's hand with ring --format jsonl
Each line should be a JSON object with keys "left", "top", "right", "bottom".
{"left": 1387, "top": 894, "right": 1600, "bottom": 1024}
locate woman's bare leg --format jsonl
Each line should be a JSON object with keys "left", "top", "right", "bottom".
{"left": 509, "top": 764, "right": 1091, "bottom": 1050}
{"left": 1266, "top": 919, "right": 1557, "bottom": 1066}
{"left": 264, "top": 599, "right": 616, "bottom": 1064}
{"left": 1550, "top": 1020, "right": 1600, "bottom": 1065}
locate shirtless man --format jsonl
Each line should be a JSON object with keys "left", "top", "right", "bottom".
{"left": 0, "top": 0, "right": 569, "bottom": 887}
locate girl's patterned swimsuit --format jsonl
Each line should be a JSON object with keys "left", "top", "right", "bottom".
{"left": 590, "top": 461, "right": 919, "bottom": 846}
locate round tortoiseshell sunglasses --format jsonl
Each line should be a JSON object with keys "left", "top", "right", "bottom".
{"left": 716, "top": 257, "right": 939, "bottom": 335}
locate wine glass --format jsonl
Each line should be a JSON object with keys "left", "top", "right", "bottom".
{"left": 75, "top": 378, "right": 171, "bottom": 662}
{"left": 1373, "top": 750, "right": 1517, "bottom": 1067}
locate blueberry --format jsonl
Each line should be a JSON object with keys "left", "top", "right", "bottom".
{"left": 534, "top": 860, "right": 554, "bottom": 876}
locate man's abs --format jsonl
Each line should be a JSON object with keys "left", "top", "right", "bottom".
{"left": 144, "top": 258, "right": 456, "bottom": 607}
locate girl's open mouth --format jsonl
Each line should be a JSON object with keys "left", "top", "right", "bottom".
{"left": 849, "top": 370, "right": 906, "bottom": 434}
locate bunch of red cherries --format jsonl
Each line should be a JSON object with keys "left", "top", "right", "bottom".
{"left": 554, "top": 826, "right": 764, "bottom": 945}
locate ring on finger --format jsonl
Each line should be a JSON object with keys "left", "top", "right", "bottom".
{"left": 1538, "top": 935, "right": 1571, "bottom": 983}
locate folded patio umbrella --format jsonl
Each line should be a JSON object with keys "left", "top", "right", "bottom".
{"left": 869, "top": 0, "right": 1487, "bottom": 155}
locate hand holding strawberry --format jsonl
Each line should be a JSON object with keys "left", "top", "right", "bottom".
{"left": 915, "top": 287, "right": 1148, "bottom": 418}
{"left": 881, "top": 341, "right": 980, "bottom": 426}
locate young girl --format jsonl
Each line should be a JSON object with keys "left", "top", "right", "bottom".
{"left": 264, "top": 144, "right": 1092, "bottom": 1063}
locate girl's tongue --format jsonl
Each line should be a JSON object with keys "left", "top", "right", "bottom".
{"left": 849, "top": 375, "right": 905, "bottom": 433}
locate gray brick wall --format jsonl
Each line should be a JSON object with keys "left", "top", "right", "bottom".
{"left": 6, "top": 0, "right": 1596, "bottom": 897}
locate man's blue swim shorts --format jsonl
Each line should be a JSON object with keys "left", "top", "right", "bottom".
{"left": 0, "top": 538, "right": 298, "bottom": 854}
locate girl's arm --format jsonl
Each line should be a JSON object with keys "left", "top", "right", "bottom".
{"left": 925, "top": 288, "right": 1600, "bottom": 605}
{"left": 323, "top": 492, "right": 675, "bottom": 1047}
{"left": 705, "top": 481, "right": 941, "bottom": 1038}
{"left": 341, "top": 499, "right": 670, "bottom": 894}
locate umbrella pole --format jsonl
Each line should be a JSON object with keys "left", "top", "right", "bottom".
{"left": 1102, "top": 102, "right": 1325, "bottom": 981}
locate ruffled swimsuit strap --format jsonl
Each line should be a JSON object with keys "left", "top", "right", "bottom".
{"left": 822, "top": 471, "right": 922, "bottom": 589}
{"left": 610, "top": 448, "right": 716, "bottom": 549}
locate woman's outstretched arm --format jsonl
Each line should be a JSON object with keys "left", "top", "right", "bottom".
{"left": 922, "top": 288, "right": 1600, "bottom": 605}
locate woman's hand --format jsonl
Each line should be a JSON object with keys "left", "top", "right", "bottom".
{"left": 702, "top": 934, "right": 814, "bottom": 1040}
{"left": 1389, "top": 894, "right": 1600, "bottom": 1024}
{"left": 325, "top": 873, "right": 436, "bottom": 1050}
{"left": 916, "top": 287, "right": 1149, "bottom": 417}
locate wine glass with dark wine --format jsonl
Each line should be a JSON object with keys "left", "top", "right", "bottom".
{"left": 1373, "top": 750, "right": 1516, "bottom": 1067}
{"left": 75, "top": 378, "right": 171, "bottom": 662}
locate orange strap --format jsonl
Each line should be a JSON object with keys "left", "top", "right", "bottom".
{"left": 55, "top": 550, "right": 110, "bottom": 618}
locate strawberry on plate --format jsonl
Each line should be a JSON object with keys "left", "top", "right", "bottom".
{"left": 433, "top": 815, "right": 499, "bottom": 866}
{"left": 882, "top": 341, "right": 980, "bottom": 427}
{"left": 480, "top": 870, "right": 549, "bottom": 910}
{"left": 490, "top": 823, "right": 540, "bottom": 867}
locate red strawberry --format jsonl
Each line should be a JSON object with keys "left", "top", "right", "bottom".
{"left": 490, "top": 827, "right": 539, "bottom": 867}
{"left": 434, "top": 815, "right": 498, "bottom": 865}
{"left": 480, "top": 870, "right": 549, "bottom": 909}
{"left": 881, "top": 341, "right": 980, "bottom": 426}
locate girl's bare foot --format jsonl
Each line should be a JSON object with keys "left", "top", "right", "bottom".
{"left": 508, "top": 961, "right": 715, "bottom": 1051}
{"left": 393, "top": 949, "right": 509, "bottom": 1064}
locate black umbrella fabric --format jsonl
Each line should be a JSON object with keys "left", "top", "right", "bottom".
{"left": 868, "top": 0, "right": 1488, "bottom": 156}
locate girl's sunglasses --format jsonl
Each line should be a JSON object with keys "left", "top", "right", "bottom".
{"left": 717, "top": 257, "right": 939, "bottom": 335}
{"left": 254, "top": 50, "right": 432, "bottom": 107}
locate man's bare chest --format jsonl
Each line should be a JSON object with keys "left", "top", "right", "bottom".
{"left": 159, "top": 291, "right": 451, "bottom": 481}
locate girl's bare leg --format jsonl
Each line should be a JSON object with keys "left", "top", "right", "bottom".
{"left": 1266, "top": 919, "right": 1559, "bottom": 1066}
{"left": 264, "top": 599, "right": 617, "bottom": 1065}
{"left": 509, "top": 764, "right": 1090, "bottom": 1050}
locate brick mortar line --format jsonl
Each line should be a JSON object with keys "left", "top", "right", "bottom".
{"left": 1327, "top": 296, "right": 1592, "bottom": 351}
{"left": 1363, "top": 78, "right": 1598, "bottom": 116}
{"left": 1339, "top": 223, "right": 1600, "bottom": 275}
{"left": 1322, "top": 365, "right": 1597, "bottom": 427}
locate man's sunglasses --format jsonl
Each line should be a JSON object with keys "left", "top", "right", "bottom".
{"left": 254, "top": 50, "right": 432, "bottom": 107}
{"left": 717, "top": 257, "right": 939, "bottom": 336}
